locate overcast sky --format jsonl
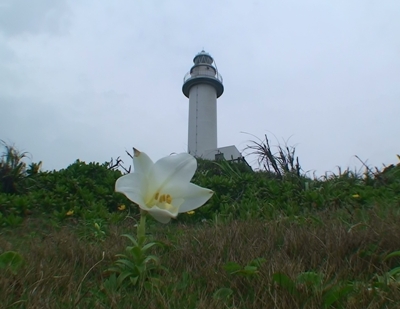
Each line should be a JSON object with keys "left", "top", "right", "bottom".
{"left": 1, "top": 0, "right": 399, "bottom": 176}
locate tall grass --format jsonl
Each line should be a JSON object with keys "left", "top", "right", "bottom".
{"left": 244, "top": 133, "right": 301, "bottom": 178}
{"left": 0, "top": 140, "right": 29, "bottom": 194}
{"left": 1, "top": 209, "right": 400, "bottom": 308}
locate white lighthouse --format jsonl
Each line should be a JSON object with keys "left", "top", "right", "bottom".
{"left": 183, "top": 50, "right": 243, "bottom": 162}
{"left": 183, "top": 50, "right": 223, "bottom": 157}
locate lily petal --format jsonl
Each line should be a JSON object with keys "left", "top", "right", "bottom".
{"left": 115, "top": 173, "right": 148, "bottom": 208}
{"left": 133, "top": 148, "right": 154, "bottom": 176}
{"left": 149, "top": 153, "right": 197, "bottom": 192}
{"left": 171, "top": 183, "right": 214, "bottom": 213}
{"left": 147, "top": 207, "right": 178, "bottom": 224}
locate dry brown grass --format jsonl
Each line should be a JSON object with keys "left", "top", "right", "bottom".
{"left": 1, "top": 210, "right": 400, "bottom": 308}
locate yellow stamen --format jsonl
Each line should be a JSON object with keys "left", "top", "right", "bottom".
{"left": 155, "top": 193, "right": 173, "bottom": 205}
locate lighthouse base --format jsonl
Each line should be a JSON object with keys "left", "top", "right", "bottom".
{"left": 198, "top": 145, "right": 243, "bottom": 162}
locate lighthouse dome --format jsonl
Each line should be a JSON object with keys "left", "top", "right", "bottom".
{"left": 193, "top": 50, "right": 214, "bottom": 65}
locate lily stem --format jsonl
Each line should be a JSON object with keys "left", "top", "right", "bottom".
{"left": 137, "top": 210, "right": 147, "bottom": 243}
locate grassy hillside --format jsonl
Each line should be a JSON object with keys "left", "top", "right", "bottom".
{"left": 1, "top": 141, "right": 400, "bottom": 308}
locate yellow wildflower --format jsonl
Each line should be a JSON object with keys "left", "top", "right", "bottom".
{"left": 187, "top": 211, "right": 195, "bottom": 215}
{"left": 118, "top": 204, "right": 126, "bottom": 211}
{"left": 66, "top": 210, "right": 74, "bottom": 216}
{"left": 352, "top": 194, "right": 360, "bottom": 198}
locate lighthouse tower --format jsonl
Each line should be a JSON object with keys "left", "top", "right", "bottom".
{"left": 182, "top": 50, "right": 224, "bottom": 157}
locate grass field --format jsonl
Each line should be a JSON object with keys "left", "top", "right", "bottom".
{"left": 1, "top": 140, "right": 400, "bottom": 308}
{"left": 2, "top": 206, "right": 400, "bottom": 308}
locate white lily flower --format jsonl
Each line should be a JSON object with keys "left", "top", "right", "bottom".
{"left": 115, "top": 148, "right": 213, "bottom": 224}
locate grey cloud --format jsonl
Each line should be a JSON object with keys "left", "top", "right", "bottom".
{"left": 1, "top": 0, "right": 399, "bottom": 175}
{"left": 0, "top": 0, "right": 71, "bottom": 37}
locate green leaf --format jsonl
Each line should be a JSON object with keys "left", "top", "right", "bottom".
{"left": 129, "top": 275, "right": 139, "bottom": 286}
{"left": 213, "top": 287, "right": 234, "bottom": 300}
{"left": 322, "top": 285, "right": 353, "bottom": 308}
{"left": 103, "top": 273, "right": 118, "bottom": 292}
{"left": 242, "top": 265, "right": 259, "bottom": 275}
{"left": 384, "top": 250, "right": 400, "bottom": 261}
{"left": 129, "top": 246, "right": 143, "bottom": 261}
{"left": 115, "top": 259, "right": 137, "bottom": 272}
{"left": 141, "top": 241, "right": 160, "bottom": 252}
{"left": 223, "top": 262, "right": 242, "bottom": 274}
{"left": 0, "top": 251, "right": 24, "bottom": 274}
{"left": 296, "top": 271, "right": 324, "bottom": 288}
{"left": 121, "top": 234, "right": 139, "bottom": 247}
{"left": 388, "top": 266, "right": 400, "bottom": 278}
{"left": 117, "top": 271, "right": 137, "bottom": 287}
{"left": 115, "top": 253, "right": 128, "bottom": 259}
{"left": 272, "top": 272, "right": 299, "bottom": 297}
{"left": 249, "top": 257, "right": 266, "bottom": 268}
{"left": 143, "top": 254, "right": 160, "bottom": 265}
